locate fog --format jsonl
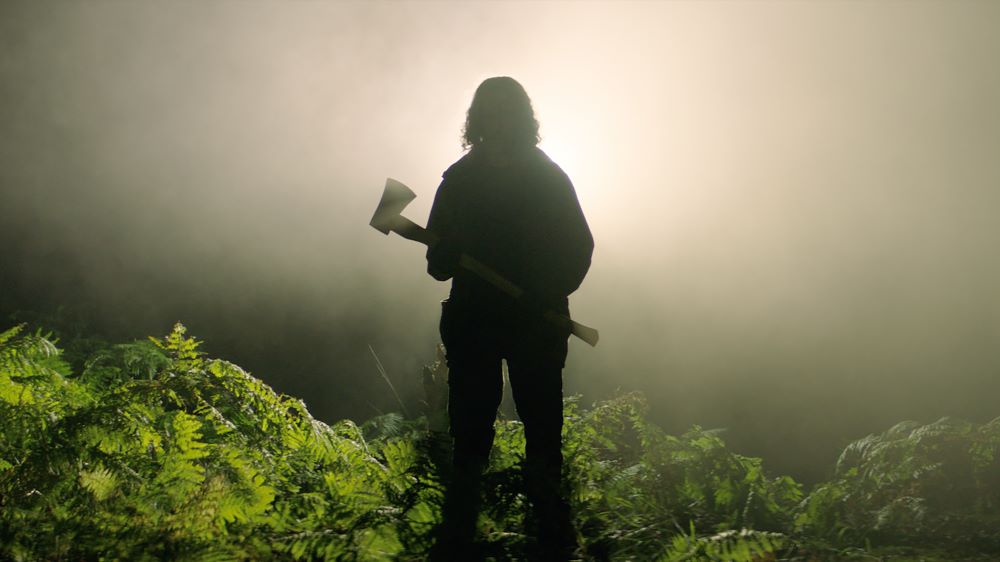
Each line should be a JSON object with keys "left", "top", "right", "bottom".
{"left": 2, "top": 1, "right": 998, "bottom": 482}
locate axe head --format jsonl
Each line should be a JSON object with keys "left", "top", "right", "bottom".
{"left": 370, "top": 178, "right": 416, "bottom": 235}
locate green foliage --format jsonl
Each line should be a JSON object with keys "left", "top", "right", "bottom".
{"left": 660, "top": 525, "right": 787, "bottom": 562}
{"left": 2, "top": 322, "right": 998, "bottom": 560}
{"left": 559, "top": 393, "right": 801, "bottom": 559}
{"left": 0, "top": 323, "right": 424, "bottom": 560}
{"left": 796, "top": 415, "right": 1000, "bottom": 550}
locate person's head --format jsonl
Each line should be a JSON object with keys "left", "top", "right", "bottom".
{"left": 462, "top": 76, "right": 540, "bottom": 151}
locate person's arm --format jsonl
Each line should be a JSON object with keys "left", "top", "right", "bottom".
{"left": 529, "top": 167, "right": 594, "bottom": 300}
{"left": 425, "top": 176, "right": 460, "bottom": 281}
{"left": 551, "top": 174, "right": 594, "bottom": 296}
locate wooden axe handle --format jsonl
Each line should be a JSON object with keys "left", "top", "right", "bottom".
{"left": 388, "top": 217, "right": 599, "bottom": 347}
{"left": 390, "top": 216, "right": 439, "bottom": 246}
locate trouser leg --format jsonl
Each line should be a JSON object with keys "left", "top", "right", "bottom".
{"left": 447, "top": 355, "right": 504, "bottom": 468}
{"left": 507, "top": 354, "right": 575, "bottom": 558}
{"left": 433, "top": 354, "right": 503, "bottom": 558}
{"left": 507, "top": 358, "right": 564, "bottom": 495}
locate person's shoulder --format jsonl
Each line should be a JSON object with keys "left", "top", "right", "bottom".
{"left": 528, "top": 147, "right": 572, "bottom": 185}
{"left": 441, "top": 152, "right": 476, "bottom": 179}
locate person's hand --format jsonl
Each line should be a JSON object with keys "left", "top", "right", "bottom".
{"left": 427, "top": 237, "right": 462, "bottom": 280}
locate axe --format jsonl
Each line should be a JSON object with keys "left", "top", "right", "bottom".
{"left": 370, "top": 178, "right": 599, "bottom": 347}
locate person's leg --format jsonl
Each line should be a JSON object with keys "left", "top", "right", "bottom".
{"left": 507, "top": 336, "right": 574, "bottom": 559}
{"left": 447, "top": 355, "right": 504, "bottom": 470}
{"left": 507, "top": 357, "right": 564, "bottom": 498}
{"left": 433, "top": 351, "right": 503, "bottom": 559}
{"left": 438, "top": 299, "right": 505, "bottom": 468}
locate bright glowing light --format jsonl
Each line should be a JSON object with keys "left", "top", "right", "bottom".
{"left": 538, "top": 136, "right": 582, "bottom": 182}
{"left": 533, "top": 94, "right": 605, "bottom": 208}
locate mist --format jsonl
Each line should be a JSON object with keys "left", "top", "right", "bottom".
{"left": 2, "top": 1, "right": 998, "bottom": 482}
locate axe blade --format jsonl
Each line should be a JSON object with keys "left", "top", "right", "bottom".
{"left": 369, "top": 178, "right": 417, "bottom": 235}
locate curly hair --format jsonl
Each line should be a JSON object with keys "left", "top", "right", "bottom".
{"left": 462, "top": 76, "right": 540, "bottom": 150}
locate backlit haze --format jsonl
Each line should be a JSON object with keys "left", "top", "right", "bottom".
{"left": 2, "top": 1, "right": 998, "bottom": 482}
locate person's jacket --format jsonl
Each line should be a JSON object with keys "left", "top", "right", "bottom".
{"left": 426, "top": 146, "right": 593, "bottom": 313}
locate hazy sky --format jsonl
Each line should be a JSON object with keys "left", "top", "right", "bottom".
{"left": 2, "top": 1, "right": 998, "bottom": 481}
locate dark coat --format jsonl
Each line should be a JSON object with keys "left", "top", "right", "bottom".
{"left": 425, "top": 146, "right": 593, "bottom": 314}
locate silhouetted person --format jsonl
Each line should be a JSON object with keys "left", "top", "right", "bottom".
{"left": 426, "top": 76, "right": 593, "bottom": 560}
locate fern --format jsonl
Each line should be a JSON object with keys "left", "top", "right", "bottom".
{"left": 796, "top": 415, "right": 1000, "bottom": 549}
{"left": 3, "top": 322, "right": 998, "bottom": 560}
{"left": 79, "top": 464, "right": 118, "bottom": 501}
{"left": 660, "top": 525, "right": 787, "bottom": 561}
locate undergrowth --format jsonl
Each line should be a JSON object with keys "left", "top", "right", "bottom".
{"left": 1, "top": 323, "right": 998, "bottom": 560}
